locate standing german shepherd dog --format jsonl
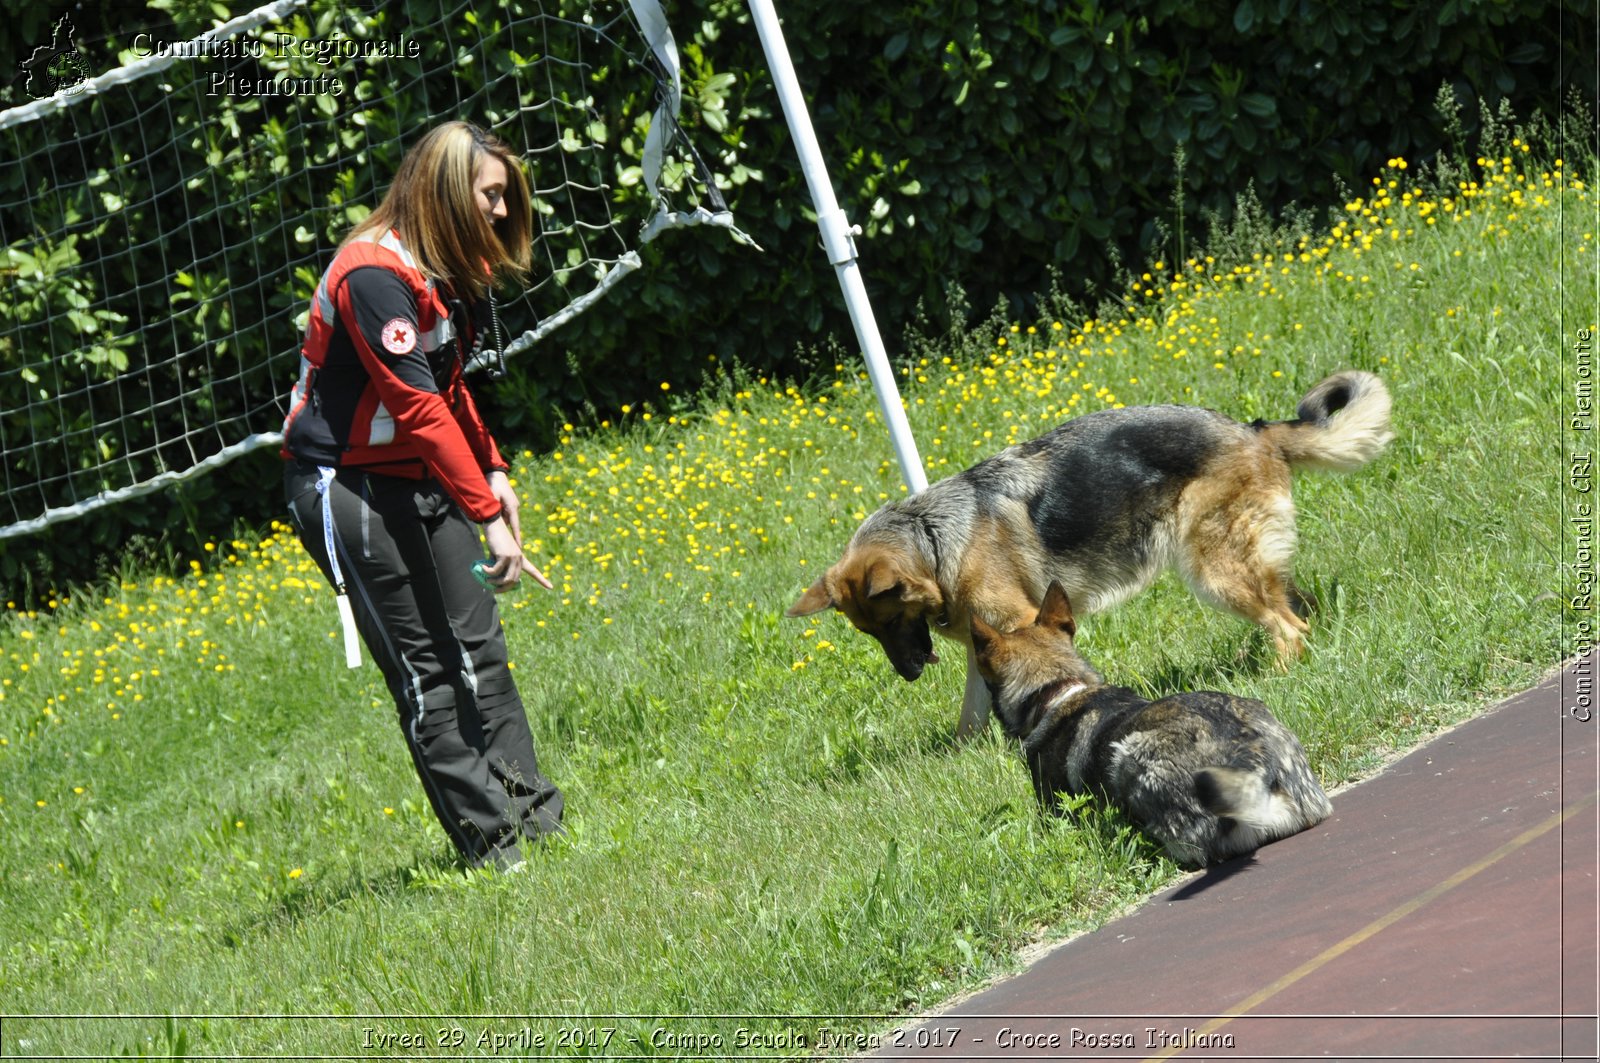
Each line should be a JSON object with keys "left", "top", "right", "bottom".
{"left": 787, "top": 371, "right": 1392, "bottom": 735}
{"left": 970, "top": 582, "right": 1332, "bottom": 868}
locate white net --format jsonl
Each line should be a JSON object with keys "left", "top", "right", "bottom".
{"left": 0, "top": 0, "right": 748, "bottom": 541}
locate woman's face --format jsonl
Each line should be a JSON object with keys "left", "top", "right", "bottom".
{"left": 474, "top": 155, "right": 509, "bottom": 226}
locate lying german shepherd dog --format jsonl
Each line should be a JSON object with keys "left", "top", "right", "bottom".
{"left": 969, "top": 582, "right": 1332, "bottom": 867}
{"left": 788, "top": 371, "right": 1392, "bottom": 735}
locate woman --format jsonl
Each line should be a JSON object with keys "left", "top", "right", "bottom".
{"left": 282, "top": 121, "right": 564, "bottom": 871}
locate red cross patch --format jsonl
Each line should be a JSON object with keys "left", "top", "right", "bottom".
{"left": 380, "top": 318, "right": 417, "bottom": 355}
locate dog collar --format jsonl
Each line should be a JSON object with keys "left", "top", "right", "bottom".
{"left": 912, "top": 510, "right": 946, "bottom": 579}
{"left": 1041, "top": 680, "right": 1090, "bottom": 707}
{"left": 910, "top": 512, "right": 956, "bottom": 631}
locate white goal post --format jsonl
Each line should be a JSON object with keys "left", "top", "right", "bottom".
{"left": 747, "top": 0, "right": 927, "bottom": 495}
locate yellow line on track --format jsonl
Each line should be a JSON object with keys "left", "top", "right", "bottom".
{"left": 1142, "top": 790, "right": 1600, "bottom": 1062}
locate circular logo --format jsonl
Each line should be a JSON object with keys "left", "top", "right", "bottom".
{"left": 380, "top": 318, "right": 417, "bottom": 355}
{"left": 49, "top": 50, "right": 90, "bottom": 96}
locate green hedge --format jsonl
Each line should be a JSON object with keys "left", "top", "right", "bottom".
{"left": 544, "top": 0, "right": 1587, "bottom": 372}
{"left": 494, "top": 0, "right": 1592, "bottom": 443}
{"left": 0, "top": 0, "right": 1590, "bottom": 600}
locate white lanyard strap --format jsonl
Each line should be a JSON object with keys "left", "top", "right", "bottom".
{"left": 316, "top": 466, "right": 362, "bottom": 669}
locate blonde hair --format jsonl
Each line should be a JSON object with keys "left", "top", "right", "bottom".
{"left": 347, "top": 121, "right": 533, "bottom": 301}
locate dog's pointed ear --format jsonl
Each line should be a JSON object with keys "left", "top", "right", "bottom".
{"left": 864, "top": 563, "right": 902, "bottom": 598}
{"left": 864, "top": 559, "right": 943, "bottom": 614}
{"left": 1038, "top": 581, "right": 1077, "bottom": 637}
{"left": 864, "top": 559, "right": 904, "bottom": 601}
{"left": 787, "top": 577, "right": 835, "bottom": 617}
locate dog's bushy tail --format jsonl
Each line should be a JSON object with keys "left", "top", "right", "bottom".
{"left": 1261, "top": 370, "right": 1394, "bottom": 472}
{"left": 1194, "top": 766, "right": 1329, "bottom": 835}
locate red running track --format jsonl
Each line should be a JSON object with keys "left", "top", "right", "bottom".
{"left": 878, "top": 654, "right": 1599, "bottom": 1063}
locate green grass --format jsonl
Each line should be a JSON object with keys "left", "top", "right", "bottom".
{"left": 0, "top": 150, "right": 1589, "bottom": 1058}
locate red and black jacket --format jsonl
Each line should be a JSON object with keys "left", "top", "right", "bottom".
{"left": 282, "top": 230, "right": 508, "bottom": 523}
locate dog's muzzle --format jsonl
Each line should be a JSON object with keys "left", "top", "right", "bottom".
{"left": 878, "top": 618, "right": 939, "bottom": 681}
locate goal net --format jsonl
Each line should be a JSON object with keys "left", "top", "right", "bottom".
{"left": 0, "top": 0, "right": 747, "bottom": 541}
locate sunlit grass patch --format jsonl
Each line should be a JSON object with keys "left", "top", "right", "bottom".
{"left": 0, "top": 149, "right": 1587, "bottom": 1056}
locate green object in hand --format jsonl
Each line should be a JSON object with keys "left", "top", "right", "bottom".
{"left": 471, "top": 559, "right": 493, "bottom": 586}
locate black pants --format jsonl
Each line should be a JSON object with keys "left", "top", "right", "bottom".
{"left": 285, "top": 461, "right": 563, "bottom": 868}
